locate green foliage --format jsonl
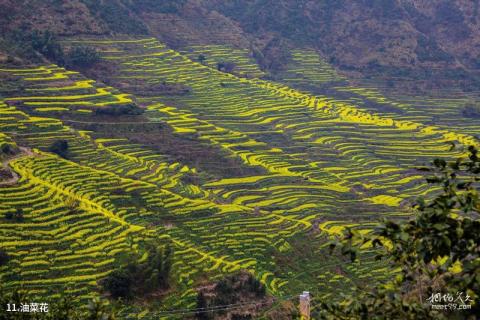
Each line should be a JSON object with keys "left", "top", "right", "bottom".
{"left": 143, "top": 242, "right": 173, "bottom": 291}
{"left": 84, "top": 298, "right": 116, "bottom": 320}
{"left": 66, "top": 46, "right": 100, "bottom": 69}
{"left": 197, "top": 54, "right": 207, "bottom": 64}
{"left": 322, "top": 147, "right": 480, "bottom": 319}
{"left": 29, "top": 30, "right": 64, "bottom": 64}
{"left": 14, "top": 208, "right": 23, "bottom": 222}
{"left": 48, "top": 139, "right": 69, "bottom": 159}
{"left": 64, "top": 196, "right": 80, "bottom": 214}
{"left": 94, "top": 104, "right": 144, "bottom": 116}
{"left": 101, "top": 242, "right": 173, "bottom": 300}
{"left": 217, "top": 61, "right": 236, "bottom": 73}
{"left": 195, "top": 291, "right": 211, "bottom": 320}
{"left": 0, "top": 142, "right": 15, "bottom": 156}
{"left": 6, "top": 29, "right": 65, "bottom": 65}
{"left": 213, "top": 273, "right": 265, "bottom": 307}
{"left": 102, "top": 268, "right": 133, "bottom": 300}
{"left": 194, "top": 273, "right": 265, "bottom": 319}
{"left": 5, "top": 208, "right": 24, "bottom": 222}
{"left": 0, "top": 249, "right": 9, "bottom": 267}
{"left": 246, "top": 274, "right": 266, "bottom": 297}
{"left": 81, "top": 0, "right": 148, "bottom": 35}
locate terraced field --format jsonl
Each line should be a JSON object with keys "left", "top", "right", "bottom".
{"left": 1, "top": 38, "right": 479, "bottom": 318}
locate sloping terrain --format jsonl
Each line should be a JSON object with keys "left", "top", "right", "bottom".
{"left": 1, "top": 35, "right": 479, "bottom": 318}
{"left": 1, "top": 1, "right": 480, "bottom": 91}
{"left": 1, "top": 1, "right": 480, "bottom": 318}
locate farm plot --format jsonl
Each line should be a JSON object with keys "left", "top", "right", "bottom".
{"left": 1, "top": 37, "right": 478, "bottom": 317}
{"left": 181, "top": 44, "right": 265, "bottom": 78}
{"left": 0, "top": 62, "right": 385, "bottom": 316}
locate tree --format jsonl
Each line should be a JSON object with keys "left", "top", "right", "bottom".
{"left": 0, "top": 249, "right": 9, "bottom": 267}
{"left": 143, "top": 243, "right": 173, "bottom": 291}
{"left": 14, "top": 208, "right": 24, "bottom": 222}
{"left": 321, "top": 146, "right": 480, "bottom": 319}
{"left": 30, "top": 30, "right": 65, "bottom": 65}
{"left": 4, "top": 211, "right": 13, "bottom": 220}
{"left": 84, "top": 297, "right": 116, "bottom": 320}
{"left": 161, "top": 244, "right": 173, "bottom": 287}
{"left": 48, "top": 140, "right": 69, "bottom": 159}
{"left": 217, "top": 61, "right": 236, "bottom": 73}
{"left": 101, "top": 242, "right": 173, "bottom": 299}
{"left": 197, "top": 54, "right": 207, "bottom": 64}
{"left": 252, "top": 38, "right": 291, "bottom": 73}
{"left": 0, "top": 142, "right": 15, "bottom": 156}
{"left": 195, "top": 291, "right": 211, "bottom": 320}
{"left": 101, "top": 269, "right": 132, "bottom": 300}
{"left": 94, "top": 104, "right": 144, "bottom": 116}
{"left": 246, "top": 274, "right": 265, "bottom": 297}
{"left": 5, "top": 208, "right": 24, "bottom": 222}
{"left": 66, "top": 46, "right": 100, "bottom": 69}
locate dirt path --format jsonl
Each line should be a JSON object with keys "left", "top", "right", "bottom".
{"left": 0, "top": 147, "right": 34, "bottom": 186}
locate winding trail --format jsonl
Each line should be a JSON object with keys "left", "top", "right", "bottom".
{"left": 0, "top": 146, "right": 34, "bottom": 186}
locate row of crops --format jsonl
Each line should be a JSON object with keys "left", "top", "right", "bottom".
{"left": 1, "top": 38, "right": 478, "bottom": 317}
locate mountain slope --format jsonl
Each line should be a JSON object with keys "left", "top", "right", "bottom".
{"left": 1, "top": 0, "right": 479, "bottom": 76}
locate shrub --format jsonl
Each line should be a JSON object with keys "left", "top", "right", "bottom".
{"left": 0, "top": 143, "right": 13, "bottom": 155}
{"left": 246, "top": 275, "right": 266, "bottom": 297}
{"left": 14, "top": 208, "right": 24, "bottom": 222}
{"left": 102, "top": 269, "right": 132, "bottom": 300}
{"left": 462, "top": 104, "right": 480, "bottom": 118}
{"left": 322, "top": 147, "right": 480, "bottom": 319}
{"left": 102, "top": 243, "right": 173, "bottom": 299}
{"left": 5, "top": 208, "right": 24, "bottom": 222}
{"left": 253, "top": 38, "right": 291, "bottom": 72}
{"left": 217, "top": 61, "right": 236, "bottom": 73}
{"left": 29, "top": 30, "right": 65, "bottom": 65}
{"left": 48, "top": 139, "right": 69, "bottom": 159}
{"left": 0, "top": 249, "right": 9, "bottom": 267}
{"left": 0, "top": 142, "right": 18, "bottom": 157}
{"left": 197, "top": 54, "right": 207, "bottom": 64}
{"left": 142, "top": 243, "right": 173, "bottom": 292}
{"left": 195, "top": 291, "right": 211, "bottom": 320}
{"left": 66, "top": 46, "right": 100, "bottom": 69}
{"left": 94, "top": 104, "right": 144, "bottom": 116}
{"left": 65, "top": 196, "right": 80, "bottom": 214}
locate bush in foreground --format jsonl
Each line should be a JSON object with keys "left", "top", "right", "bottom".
{"left": 321, "top": 146, "right": 480, "bottom": 319}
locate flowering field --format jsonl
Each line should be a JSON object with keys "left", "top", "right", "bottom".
{"left": 0, "top": 37, "right": 478, "bottom": 318}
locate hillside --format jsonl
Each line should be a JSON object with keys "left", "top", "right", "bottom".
{"left": 0, "top": 1, "right": 479, "bottom": 319}
{"left": 1, "top": 0, "right": 479, "bottom": 90}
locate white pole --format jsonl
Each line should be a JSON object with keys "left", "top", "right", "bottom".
{"left": 299, "top": 291, "right": 311, "bottom": 320}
